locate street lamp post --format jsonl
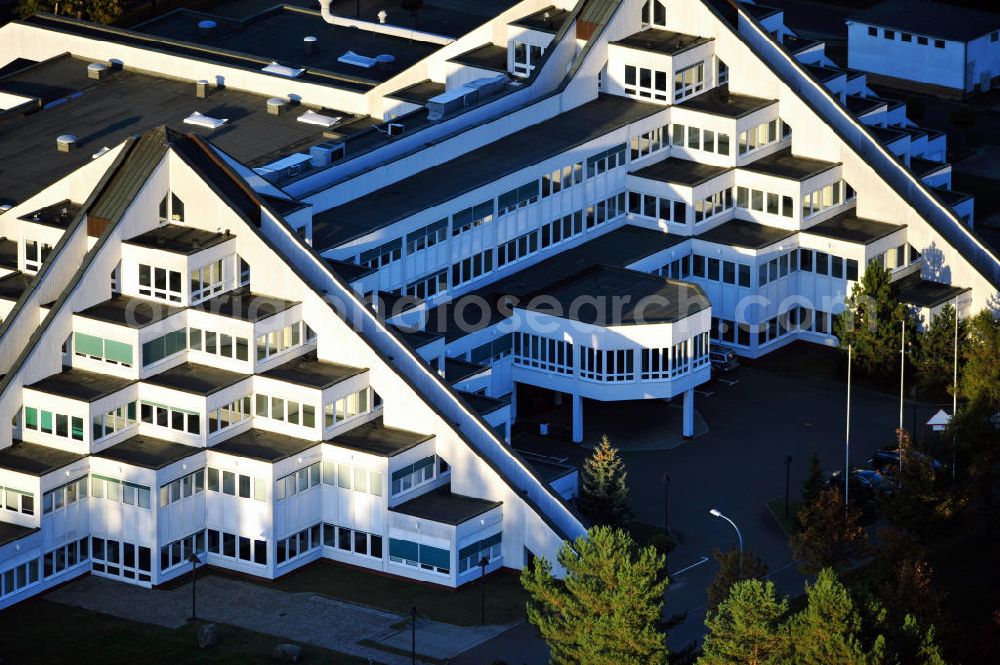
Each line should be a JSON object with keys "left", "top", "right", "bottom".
{"left": 783, "top": 455, "right": 793, "bottom": 521}
{"left": 479, "top": 556, "right": 490, "bottom": 625}
{"left": 709, "top": 508, "right": 743, "bottom": 577}
{"left": 845, "top": 344, "right": 852, "bottom": 508}
{"left": 662, "top": 473, "right": 671, "bottom": 536}
{"left": 187, "top": 553, "right": 200, "bottom": 622}
{"left": 410, "top": 606, "right": 417, "bottom": 665}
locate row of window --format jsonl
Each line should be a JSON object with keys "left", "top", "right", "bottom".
{"left": 276, "top": 462, "right": 321, "bottom": 501}
{"left": 276, "top": 524, "right": 322, "bottom": 565}
{"left": 92, "top": 537, "right": 152, "bottom": 582}
{"left": 3, "top": 486, "right": 34, "bottom": 515}
{"left": 160, "top": 530, "right": 205, "bottom": 572}
{"left": 624, "top": 61, "right": 705, "bottom": 102}
{"left": 24, "top": 239, "right": 53, "bottom": 273}
{"left": 207, "top": 395, "right": 251, "bottom": 435}
{"left": 74, "top": 332, "right": 133, "bottom": 368}
{"left": 672, "top": 123, "right": 732, "bottom": 157}
{"left": 580, "top": 347, "right": 635, "bottom": 383}
{"left": 190, "top": 259, "right": 224, "bottom": 302}
{"left": 361, "top": 238, "right": 402, "bottom": 270}
{"left": 389, "top": 537, "right": 450, "bottom": 575}
{"left": 630, "top": 126, "right": 670, "bottom": 161}
{"left": 738, "top": 119, "right": 791, "bottom": 155}
{"left": 256, "top": 322, "right": 313, "bottom": 361}
{"left": 256, "top": 394, "right": 317, "bottom": 429}
{"left": 92, "top": 475, "right": 152, "bottom": 509}
{"left": 138, "top": 264, "right": 183, "bottom": 303}
{"left": 191, "top": 327, "right": 250, "bottom": 362}
{"left": 866, "top": 26, "right": 947, "bottom": 48}
{"left": 42, "top": 477, "right": 88, "bottom": 514}
{"left": 141, "top": 401, "right": 198, "bottom": 435}
{"left": 24, "top": 407, "right": 84, "bottom": 442}
{"left": 0, "top": 557, "right": 40, "bottom": 600}
{"left": 321, "top": 461, "right": 384, "bottom": 497}
{"left": 511, "top": 41, "right": 543, "bottom": 77}
{"left": 406, "top": 268, "right": 448, "bottom": 300}
{"left": 513, "top": 333, "right": 574, "bottom": 375}
{"left": 452, "top": 249, "right": 493, "bottom": 288}
{"left": 322, "top": 523, "right": 383, "bottom": 560}
{"left": 207, "top": 467, "right": 266, "bottom": 502}
{"left": 160, "top": 469, "right": 205, "bottom": 507}
{"left": 452, "top": 200, "right": 495, "bottom": 236}
{"left": 391, "top": 455, "right": 438, "bottom": 497}
{"left": 803, "top": 180, "right": 853, "bottom": 218}
{"left": 469, "top": 334, "right": 513, "bottom": 366}
{"left": 458, "top": 533, "right": 502, "bottom": 574}
{"left": 640, "top": 335, "right": 710, "bottom": 380}
{"left": 406, "top": 218, "right": 447, "bottom": 254}
{"left": 691, "top": 254, "right": 753, "bottom": 288}
{"left": 629, "top": 191, "right": 687, "bottom": 225}
{"left": 142, "top": 329, "right": 186, "bottom": 367}
{"left": 208, "top": 528, "right": 269, "bottom": 566}
{"left": 44, "top": 538, "right": 90, "bottom": 579}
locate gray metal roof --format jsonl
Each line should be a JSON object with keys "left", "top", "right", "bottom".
{"left": 696, "top": 219, "right": 796, "bottom": 250}
{"left": 740, "top": 148, "right": 840, "bottom": 181}
{"left": 94, "top": 435, "right": 201, "bottom": 470}
{"left": 802, "top": 209, "right": 905, "bottom": 245}
{"left": 391, "top": 487, "right": 501, "bottom": 525}
{"left": 326, "top": 417, "right": 433, "bottom": 457}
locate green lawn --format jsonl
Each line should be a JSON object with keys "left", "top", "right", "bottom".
{"left": 766, "top": 497, "right": 802, "bottom": 536}
{"left": 0, "top": 598, "right": 369, "bottom": 665}
{"left": 265, "top": 560, "right": 529, "bottom": 626}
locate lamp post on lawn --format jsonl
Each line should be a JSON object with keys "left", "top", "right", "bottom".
{"left": 783, "top": 455, "right": 793, "bottom": 521}
{"left": 410, "top": 606, "right": 417, "bottom": 665}
{"left": 709, "top": 508, "right": 743, "bottom": 577}
{"left": 479, "top": 556, "right": 490, "bottom": 625}
{"left": 662, "top": 472, "right": 671, "bottom": 536}
{"left": 187, "top": 553, "right": 201, "bottom": 622}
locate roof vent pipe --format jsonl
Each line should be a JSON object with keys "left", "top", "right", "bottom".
{"left": 266, "top": 97, "right": 287, "bottom": 116}
{"left": 304, "top": 35, "right": 318, "bottom": 54}
{"left": 196, "top": 79, "right": 209, "bottom": 98}
{"left": 198, "top": 20, "right": 217, "bottom": 37}
{"left": 87, "top": 63, "right": 107, "bottom": 81}
{"left": 56, "top": 134, "right": 77, "bottom": 153}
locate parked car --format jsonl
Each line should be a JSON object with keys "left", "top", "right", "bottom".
{"left": 827, "top": 468, "right": 893, "bottom": 505}
{"left": 868, "top": 447, "right": 944, "bottom": 476}
{"left": 709, "top": 346, "right": 739, "bottom": 375}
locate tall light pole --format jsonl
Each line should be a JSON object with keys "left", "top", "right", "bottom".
{"left": 709, "top": 508, "right": 743, "bottom": 577}
{"left": 410, "top": 606, "right": 417, "bottom": 665}
{"left": 845, "top": 344, "right": 852, "bottom": 508}
{"left": 899, "top": 320, "right": 906, "bottom": 478}
{"left": 952, "top": 296, "right": 959, "bottom": 479}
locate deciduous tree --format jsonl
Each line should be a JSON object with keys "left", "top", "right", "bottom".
{"left": 578, "top": 435, "right": 631, "bottom": 527}
{"left": 705, "top": 547, "right": 768, "bottom": 613}
{"left": 801, "top": 450, "right": 824, "bottom": 508}
{"left": 790, "top": 487, "right": 869, "bottom": 575}
{"left": 521, "top": 526, "right": 669, "bottom": 665}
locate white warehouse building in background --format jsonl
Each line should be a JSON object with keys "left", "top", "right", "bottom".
{"left": 846, "top": 0, "right": 1000, "bottom": 97}
{"left": 0, "top": 0, "right": 997, "bottom": 609}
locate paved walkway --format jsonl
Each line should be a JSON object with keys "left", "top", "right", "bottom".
{"left": 47, "top": 574, "right": 510, "bottom": 664}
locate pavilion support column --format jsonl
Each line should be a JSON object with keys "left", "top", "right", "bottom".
{"left": 682, "top": 389, "right": 694, "bottom": 439}
{"left": 572, "top": 393, "right": 584, "bottom": 444}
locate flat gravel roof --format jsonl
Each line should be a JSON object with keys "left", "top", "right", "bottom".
{"left": 94, "top": 435, "right": 201, "bottom": 470}
{"left": 0, "top": 441, "right": 84, "bottom": 476}
{"left": 326, "top": 417, "right": 432, "bottom": 457}
{"left": 391, "top": 487, "right": 501, "bottom": 525}
{"left": 26, "top": 368, "right": 133, "bottom": 402}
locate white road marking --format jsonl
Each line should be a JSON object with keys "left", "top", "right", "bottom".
{"left": 695, "top": 390, "right": 714, "bottom": 397}
{"left": 717, "top": 378, "right": 739, "bottom": 386}
{"left": 670, "top": 556, "right": 710, "bottom": 576}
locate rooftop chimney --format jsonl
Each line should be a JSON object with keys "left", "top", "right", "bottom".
{"left": 87, "top": 63, "right": 107, "bottom": 81}
{"left": 56, "top": 135, "right": 77, "bottom": 153}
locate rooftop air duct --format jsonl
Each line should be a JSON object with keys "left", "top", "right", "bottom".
{"left": 56, "top": 134, "right": 77, "bottom": 153}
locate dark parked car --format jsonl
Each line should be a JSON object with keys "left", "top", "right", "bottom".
{"left": 827, "top": 468, "right": 893, "bottom": 505}
{"left": 709, "top": 346, "right": 739, "bottom": 375}
{"left": 868, "top": 447, "right": 943, "bottom": 475}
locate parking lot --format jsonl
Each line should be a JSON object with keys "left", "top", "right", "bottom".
{"left": 506, "top": 358, "right": 947, "bottom": 654}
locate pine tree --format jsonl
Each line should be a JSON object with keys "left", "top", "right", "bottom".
{"left": 914, "top": 304, "right": 964, "bottom": 396}
{"left": 577, "top": 435, "right": 631, "bottom": 527}
{"left": 699, "top": 579, "right": 789, "bottom": 665}
{"left": 790, "top": 487, "right": 869, "bottom": 575}
{"left": 801, "top": 450, "right": 824, "bottom": 508}
{"left": 834, "top": 263, "right": 915, "bottom": 377}
{"left": 784, "top": 569, "right": 870, "bottom": 664}
{"left": 705, "top": 547, "right": 769, "bottom": 613}
{"left": 521, "top": 526, "right": 669, "bottom": 665}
